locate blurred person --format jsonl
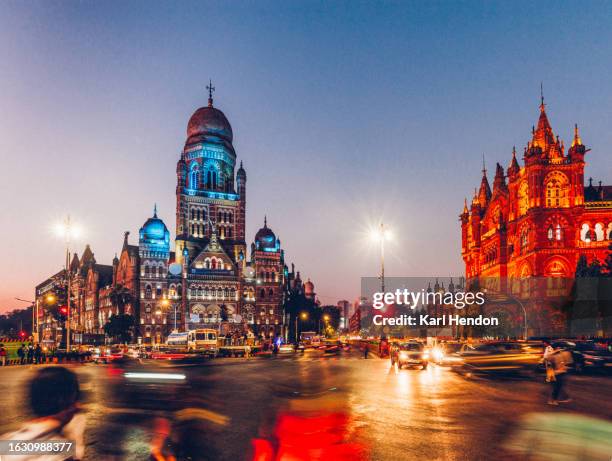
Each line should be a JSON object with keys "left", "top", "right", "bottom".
{"left": 27, "top": 343, "right": 34, "bottom": 364}
{"left": 34, "top": 344, "right": 43, "bottom": 364}
{"left": 547, "top": 346, "right": 573, "bottom": 405}
{"left": 504, "top": 412, "right": 612, "bottom": 460}
{"left": 0, "top": 344, "right": 6, "bottom": 366}
{"left": 18, "top": 344, "right": 26, "bottom": 365}
{"left": 363, "top": 344, "right": 369, "bottom": 359}
{"left": 1, "top": 367, "right": 85, "bottom": 460}
{"left": 543, "top": 340, "right": 555, "bottom": 382}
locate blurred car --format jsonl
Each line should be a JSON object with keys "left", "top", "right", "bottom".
{"left": 431, "top": 342, "right": 466, "bottom": 365}
{"left": 322, "top": 341, "right": 343, "bottom": 354}
{"left": 390, "top": 342, "right": 428, "bottom": 369}
{"left": 453, "top": 341, "right": 543, "bottom": 376}
{"left": 279, "top": 344, "right": 295, "bottom": 354}
{"left": 552, "top": 340, "right": 612, "bottom": 373}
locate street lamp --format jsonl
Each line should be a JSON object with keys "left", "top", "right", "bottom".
{"left": 54, "top": 215, "right": 82, "bottom": 351}
{"left": 15, "top": 297, "right": 35, "bottom": 340}
{"left": 295, "top": 311, "right": 308, "bottom": 343}
{"left": 370, "top": 222, "right": 391, "bottom": 293}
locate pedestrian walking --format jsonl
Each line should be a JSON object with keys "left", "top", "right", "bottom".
{"left": 547, "top": 347, "right": 573, "bottom": 405}
{"left": 34, "top": 344, "right": 43, "bottom": 364}
{"left": 245, "top": 344, "right": 251, "bottom": 359}
{"left": 0, "top": 344, "right": 6, "bottom": 366}
{"left": 543, "top": 340, "right": 555, "bottom": 382}
{"left": 363, "top": 344, "right": 369, "bottom": 359}
{"left": 17, "top": 344, "right": 25, "bottom": 365}
{"left": 27, "top": 344, "right": 34, "bottom": 364}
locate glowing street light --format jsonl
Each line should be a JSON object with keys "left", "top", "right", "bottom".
{"left": 371, "top": 222, "right": 392, "bottom": 292}
{"left": 53, "top": 215, "right": 82, "bottom": 351}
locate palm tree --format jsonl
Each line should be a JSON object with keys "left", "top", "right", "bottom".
{"left": 109, "top": 284, "right": 134, "bottom": 315}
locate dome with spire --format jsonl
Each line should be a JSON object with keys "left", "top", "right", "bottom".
{"left": 185, "top": 83, "right": 233, "bottom": 147}
{"left": 254, "top": 217, "right": 278, "bottom": 251}
{"left": 304, "top": 278, "right": 315, "bottom": 296}
{"left": 139, "top": 205, "right": 170, "bottom": 247}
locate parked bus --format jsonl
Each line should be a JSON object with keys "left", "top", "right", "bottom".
{"left": 166, "top": 332, "right": 189, "bottom": 350}
{"left": 187, "top": 329, "right": 218, "bottom": 356}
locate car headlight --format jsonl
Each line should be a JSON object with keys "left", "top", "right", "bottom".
{"left": 399, "top": 351, "right": 409, "bottom": 359}
{"left": 422, "top": 351, "right": 430, "bottom": 360}
{"left": 432, "top": 349, "right": 444, "bottom": 361}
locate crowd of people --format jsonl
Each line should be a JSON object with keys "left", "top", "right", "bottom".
{"left": 0, "top": 342, "right": 46, "bottom": 366}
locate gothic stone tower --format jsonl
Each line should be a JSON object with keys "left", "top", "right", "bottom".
{"left": 175, "top": 87, "right": 247, "bottom": 265}
{"left": 175, "top": 87, "right": 248, "bottom": 330}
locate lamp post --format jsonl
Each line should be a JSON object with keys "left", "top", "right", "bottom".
{"left": 55, "top": 215, "right": 80, "bottom": 351}
{"left": 295, "top": 311, "right": 307, "bottom": 343}
{"left": 371, "top": 222, "right": 391, "bottom": 293}
{"left": 15, "top": 298, "right": 36, "bottom": 342}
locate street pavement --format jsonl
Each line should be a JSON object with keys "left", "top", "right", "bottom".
{"left": 0, "top": 349, "right": 610, "bottom": 460}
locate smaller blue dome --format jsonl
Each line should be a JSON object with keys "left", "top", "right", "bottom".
{"left": 139, "top": 205, "right": 170, "bottom": 246}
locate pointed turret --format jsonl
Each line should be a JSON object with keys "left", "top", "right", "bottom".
{"left": 568, "top": 123, "right": 586, "bottom": 161}
{"left": 492, "top": 162, "right": 507, "bottom": 193}
{"left": 508, "top": 146, "right": 520, "bottom": 178}
{"left": 478, "top": 160, "right": 492, "bottom": 208}
{"left": 529, "top": 90, "right": 562, "bottom": 159}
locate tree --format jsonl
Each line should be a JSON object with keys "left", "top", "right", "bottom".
{"left": 109, "top": 284, "right": 134, "bottom": 315}
{"left": 103, "top": 314, "right": 135, "bottom": 344}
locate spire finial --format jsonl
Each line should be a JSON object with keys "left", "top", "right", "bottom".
{"left": 207, "top": 79, "right": 215, "bottom": 107}
{"left": 540, "top": 82, "right": 545, "bottom": 112}
{"left": 572, "top": 123, "right": 582, "bottom": 147}
{"left": 482, "top": 154, "right": 487, "bottom": 176}
{"left": 153, "top": 203, "right": 157, "bottom": 218}
{"left": 264, "top": 215, "right": 267, "bottom": 228}
{"left": 512, "top": 145, "right": 516, "bottom": 157}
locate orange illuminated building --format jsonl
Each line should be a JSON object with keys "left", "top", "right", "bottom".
{"left": 460, "top": 96, "right": 611, "bottom": 334}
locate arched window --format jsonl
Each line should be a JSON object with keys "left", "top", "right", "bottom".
{"left": 227, "top": 227, "right": 232, "bottom": 238}
{"left": 145, "top": 285, "right": 152, "bottom": 299}
{"left": 555, "top": 224, "right": 562, "bottom": 241}
{"left": 607, "top": 223, "right": 612, "bottom": 240}
{"left": 594, "top": 223, "right": 604, "bottom": 241}
{"left": 207, "top": 170, "right": 218, "bottom": 189}
{"left": 260, "top": 289, "right": 265, "bottom": 299}
{"left": 517, "top": 181, "right": 529, "bottom": 216}
{"left": 228, "top": 213, "right": 233, "bottom": 224}
{"left": 144, "top": 264, "right": 150, "bottom": 277}
{"left": 545, "top": 172, "right": 569, "bottom": 208}
{"left": 190, "top": 209, "right": 195, "bottom": 220}
{"left": 190, "top": 164, "right": 200, "bottom": 189}
{"left": 547, "top": 226, "right": 554, "bottom": 240}
{"left": 580, "top": 223, "right": 591, "bottom": 242}
{"left": 520, "top": 229, "right": 529, "bottom": 253}
{"left": 268, "top": 288, "right": 274, "bottom": 297}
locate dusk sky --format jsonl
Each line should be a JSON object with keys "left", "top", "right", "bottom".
{"left": 1, "top": 1, "right": 612, "bottom": 311}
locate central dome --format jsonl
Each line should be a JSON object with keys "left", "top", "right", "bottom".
{"left": 186, "top": 104, "right": 233, "bottom": 146}
{"left": 255, "top": 217, "right": 277, "bottom": 250}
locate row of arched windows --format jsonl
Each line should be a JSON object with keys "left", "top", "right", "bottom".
{"left": 190, "top": 208, "right": 207, "bottom": 221}
{"left": 189, "top": 164, "right": 220, "bottom": 190}
{"left": 142, "top": 262, "right": 165, "bottom": 278}
{"left": 218, "top": 210, "right": 233, "bottom": 223}
{"left": 580, "top": 222, "right": 612, "bottom": 242}
{"left": 258, "top": 271, "right": 278, "bottom": 282}
{"left": 189, "top": 286, "right": 237, "bottom": 300}
{"left": 259, "top": 288, "right": 275, "bottom": 299}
